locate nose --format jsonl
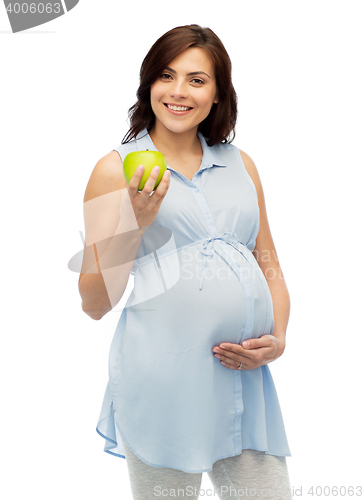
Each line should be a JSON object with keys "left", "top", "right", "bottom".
{"left": 169, "top": 78, "right": 188, "bottom": 99}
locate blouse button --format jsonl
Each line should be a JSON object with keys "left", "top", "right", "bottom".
{"left": 195, "top": 188, "right": 199, "bottom": 193}
{"left": 207, "top": 214, "right": 211, "bottom": 219}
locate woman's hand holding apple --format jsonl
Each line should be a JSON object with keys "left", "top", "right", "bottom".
{"left": 126, "top": 164, "right": 171, "bottom": 232}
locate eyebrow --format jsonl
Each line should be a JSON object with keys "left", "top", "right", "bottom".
{"left": 164, "top": 67, "right": 211, "bottom": 78}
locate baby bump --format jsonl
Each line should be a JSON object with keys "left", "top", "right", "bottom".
{"left": 124, "top": 244, "right": 274, "bottom": 354}
{"left": 177, "top": 245, "right": 274, "bottom": 343}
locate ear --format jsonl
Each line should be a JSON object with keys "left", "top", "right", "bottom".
{"left": 213, "top": 93, "right": 219, "bottom": 104}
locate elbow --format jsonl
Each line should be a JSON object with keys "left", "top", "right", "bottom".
{"left": 81, "top": 301, "right": 109, "bottom": 321}
{"left": 89, "top": 312, "right": 104, "bottom": 321}
{"left": 78, "top": 276, "right": 112, "bottom": 321}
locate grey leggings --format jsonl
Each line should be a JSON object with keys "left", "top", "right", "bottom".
{"left": 121, "top": 437, "right": 293, "bottom": 499}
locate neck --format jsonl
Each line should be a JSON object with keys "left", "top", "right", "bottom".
{"left": 149, "top": 123, "right": 201, "bottom": 159}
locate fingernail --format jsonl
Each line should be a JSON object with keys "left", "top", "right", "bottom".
{"left": 220, "top": 345, "right": 226, "bottom": 349}
{"left": 243, "top": 341, "right": 250, "bottom": 348}
{"left": 154, "top": 166, "right": 160, "bottom": 173}
{"left": 138, "top": 165, "right": 144, "bottom": 171}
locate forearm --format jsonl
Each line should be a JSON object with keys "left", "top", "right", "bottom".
{"left": 267, "top": 274, "right": 290, "bottom": 352}
{"left": 79, "top": 221, "right": 144, "bottom": 320}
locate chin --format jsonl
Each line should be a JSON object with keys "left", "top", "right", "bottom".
{"left": 160, "top": 120, "right": 198, "bottom": 136}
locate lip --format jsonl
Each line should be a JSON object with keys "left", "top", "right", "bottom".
{"left": 163, "top": 103, "right": 193, "bottom": 115}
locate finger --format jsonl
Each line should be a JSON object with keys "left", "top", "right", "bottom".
{"left": 215, "top": 343, "right": 248, "bottom": 362}
{"left": 214, "top": 349, "right": 256, "bottom": 370}
{"left": 222, "top": 353, "right": 261, "bottom": 370}
{"left": 214, "top": 350, "right": 241, "bottom": 364}
{"left": 151, "top": 169, "right": 171, "bottom": 202}
{"left": 220, "top": 359, "right": 250, "bottom": 370}
{"left": 219, "top": 343, "right": 242, "bottom": 354}
{"left": 241, "top": 336, "right": 271, "bottom": 350}
{"left": 218, "top": 342, "right": 256, "bottom": 360}
{"left": 140, "top": 168, "right": 171, "bottom": 211}
{"left": 128, "top": 165, "right": 145, "bottom": 197}
{"left": 139, "top": 166, "right": 162, "bottom": 199}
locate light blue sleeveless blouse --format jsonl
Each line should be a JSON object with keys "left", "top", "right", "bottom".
{"left": 96, "top": 129, "right": 291, "bottom": 473}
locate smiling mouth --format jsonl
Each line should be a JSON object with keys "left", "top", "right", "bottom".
{"left": 164, "top": 103, "right": 193, "bottom": 111}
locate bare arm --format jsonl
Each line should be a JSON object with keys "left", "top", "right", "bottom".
{"left": 212, "top": 151, "right": 290, "bottom": 370}
{"left": 78, "top": 151, "right": 171, "bottom": 320}
{"left": 78, "top": 152, "right": 142, "bottom": 320}
{"left": 240, "top": 150, "right": 290, "bottom": 352}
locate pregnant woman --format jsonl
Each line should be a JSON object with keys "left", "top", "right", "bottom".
{"left": 79, "top": 24, "right": 293, "bottom": 500}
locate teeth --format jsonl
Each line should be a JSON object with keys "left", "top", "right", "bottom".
{"left": 166, "top": 104, "right": 191, "bottom": 111}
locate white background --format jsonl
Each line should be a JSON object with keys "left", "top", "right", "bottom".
{"left": 1, "top": 1, "right": 363, "bottom": 498}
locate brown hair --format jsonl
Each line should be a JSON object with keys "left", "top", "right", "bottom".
{"left": 122, "top": 24, "right": 238, "bottom": 147}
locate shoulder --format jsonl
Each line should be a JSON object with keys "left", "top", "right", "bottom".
{"left": 238, "top": 149, "right": 264, "bottom": 198}
{"left": 83, "top": 150, "right": 126, "bottom": 203}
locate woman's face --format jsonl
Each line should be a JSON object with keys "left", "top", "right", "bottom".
{"left": 150, "top": 47, "right": 219, "bottom": 136}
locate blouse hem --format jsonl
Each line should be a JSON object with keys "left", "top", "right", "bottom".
{"left": 96, "top": 410, "right": 291, "bottom": 474}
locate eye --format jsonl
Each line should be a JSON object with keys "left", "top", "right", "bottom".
{"left": 191, "top": 78, "right": 204, "bottom": 85}
{"left": 160, "top": 73, "right": 173, "bottom": 80}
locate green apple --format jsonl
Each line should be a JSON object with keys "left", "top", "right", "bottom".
{"left": 123, "top": 149, "right": 168, "bottom": 191}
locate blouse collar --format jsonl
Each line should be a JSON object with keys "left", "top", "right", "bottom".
{"left": 134, "top": 129, "right": 226, "bottom": 171}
